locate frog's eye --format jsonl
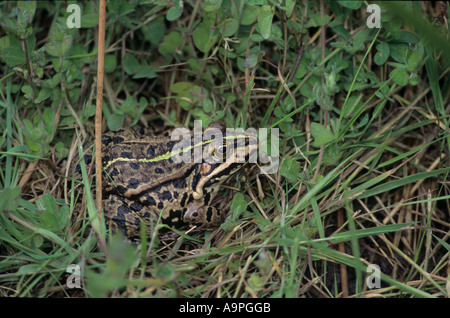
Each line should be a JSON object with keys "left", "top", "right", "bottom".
{"left": 211, "top": 148, "right": 221, "bottom": 162}
{"left": 211, "top": 144, "right": 228, "bottom": 162}
{"left": 216, "top": 145, "right": 226, "bottom": 156}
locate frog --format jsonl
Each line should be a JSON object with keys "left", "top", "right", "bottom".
{"left": 100, "top": 122, "right": 258, "bottom": 241}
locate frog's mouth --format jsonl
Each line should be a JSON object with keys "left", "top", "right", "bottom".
{"left": 204, "top": 163, "right": 241, "bottom": 185}
{"left": 192, "top": 162, "right": 241, "bottom": 200}
{"left": 192, "top": 135, "right": 258, "bottom": 200}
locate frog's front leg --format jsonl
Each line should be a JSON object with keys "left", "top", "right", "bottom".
{"left": 183, "top": 203, "right": 225, "bottom": 230}
{"left": 103, "top": 193, "right": 156, "bottom": 241}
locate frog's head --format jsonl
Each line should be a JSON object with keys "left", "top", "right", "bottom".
{"left": 183, "top": 204, "right": 224, "bottom": 230}
{"left": 192, "top": 122, "right": 258, "bottom": 200}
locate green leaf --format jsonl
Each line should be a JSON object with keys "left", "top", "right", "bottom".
{"left": 193, "top": 22, "right": 218, "bottom": 54}
{"left": 46, "top": 26, "right": 72, "bottom": 57}
{"left": 21, "top": 85, "right": 33, "bottom": 99}
{"left": 82, "top": 104, "right": 96, "bottom": 122}
{"left": 122, "top": 53, "right": 140, "bottom": 74}
{"left": 433, "top": 235, "right": 450, "bottom": 251}
{"left": 118, "top": 3, "right": 134, "bottom": 16}
{"left": 310, "top": 122, "right": 337, "bottom": 146}
{"left": 38, "top": 193, "right": 68, "bottom": 232}
{"left": 312, "top": 13, "right": 332, "bottom": 27}
{"left": 0, "top": 46, "right": 26, "bottom": 67}
{"left": 408, "top": 72, "right": 420, "bottom": 85}
{"left": 143, "top": 17, "right": 165, "bottom": 46}
{"left": 329, "top": 223, "right": 415, "bottom": 243}
{"left": 85, "top": 234, "right": 138, "bottom": 297}
{"left": 397, "top": 30, "right": 420, "bottom": 44}
{"left": 203, "top": 98, "right": 213, "bottom": 113}
{"left": 55, "top": 141, "right": 69, "bottom": 158}
{"left": 241, "top": 5, "right": 260, "bottom": 25}
{"left": 374, "top": 42, "right": 389, "bottom": 65}
{"left": 170, "top": 82, "right": 194, "bottom": 93}
{"left": 405, "top": 49, "right": 423, "bottom": 72}
{"left": 133, "top": 60, "right": 158, "bottom": 79}
{"left": 285, "top": 0, "right": 295, "bottom": 18}
{"left": 43, "top": 107, "right": 55, "bottom": 133}
{"left": 158, "top": 31, "right": 183, "bottom": 55}
{"left": 280, "top": 156, "right": 300, "bottom": 182}
{"left": 359, "top": 167, "right": 450, "bottom": 199}
{"left": 293, "top": 59, "right": 308, "bottom": 79}
{"left": 81, "top": 13, "right": 99, "bottom": 28}
{"left": 390, "top": 44, "right": 408, "bottom": 63}
{"left": 17, "top": 0, "right": 37, "bottom": 24}
{"left": 352, "top": 28, "right": 370, "bottom": 51}
{"left": 202, "top": 0, "right": 222, "bottom": 12}
{"left": 322, "top": 143, "right": 342, "bottom": 166}
{"left": 166, "top": 6, "right": 182, "bottom": 21}
{"left": 0, "top": 36, "right": 11, "bottom": 52}
{"left": 187, "top": 58, "right": 201, "bottom": 73}
{"left": 0, "top": 187, "right": 21, "bottom": 214}
{"left": 104, "top": 54, "right": 117, "bottom": 73}
{"left": 389, "top": 68, "right": 409, "bottom": 86}
{"left": 107, "top": 113, "right": 125, "bottom": 131}
{"left": 242, "top": 53, "right": 258, "bottom": 68}
{"left": 120, "top": 96, "right": 138, "bottom": 115}
{"left": 220, "top": 18, "right": 239, "bottom": 37}
{"left": 338, "top": 0, "right": 362, "bottom": 10}
{"left": 258, "top": 5, "right": 273, "bottom": 40}
{"left": 230, "top": 192, "right": 247, "bottom": 220}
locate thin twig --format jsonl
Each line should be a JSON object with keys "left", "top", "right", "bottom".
{"left": 95, "top": 0, "right": 107, "bottom": 253}
{"left": 21, "top": 39, "right": 37, "bottom": 100}
{"left": 287, "top": 42, "right": 305, "bottom": 83}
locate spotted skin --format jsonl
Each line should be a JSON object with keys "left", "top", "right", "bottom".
{"left": 100, "top": 124, "right": 257, "bottom": 240}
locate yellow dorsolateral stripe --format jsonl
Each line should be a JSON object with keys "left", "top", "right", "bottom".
{"left": 104, "top": 134, "right": 251, "bottom": 169}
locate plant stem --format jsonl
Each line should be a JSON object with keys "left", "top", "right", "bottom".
{"left": 21, "top": 39, "right": 37, "bottom": 100}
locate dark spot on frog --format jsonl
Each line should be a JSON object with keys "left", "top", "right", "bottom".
{"left": 121, "top": 151, "right": 133, "bottom": 159}
{"left": 112, "top": 136, "right": 124, "bottom": 144}
{"left": 102, "top": 136, "right": 112, "bottom": 145}
{"left": 130, "top": 202, "right": 143, "bottom": 212}
{"left": 116, "top": 185, "right": 127, "bottom": 194}
{"left": 142, "top": 195, "right": 156, "bottom": 206}
{"left": 113, "top": 204, "right": 132, "bottom": 231}
{"left": 117, "top": 204, "right": 132, "bottom": 215}
{"left": 157, "top": 201, "right": 164, "bottom": 210}
{"left": 128, "top": 178, "right": 140, "bottom": 189}
{"left": 143, "top": 211, "right": 151, "bottom": 219}
{"left": 173, "top": 191, "right": 179, "bottom": 199}
{"left": 155, "top": 167, "right": 164, "bottom": 174}
{"left": 130, "top": 162, "right": 140, "bottom": 170}
{"left": 75, "top": 155, "right": 93, "bottom": 174}
{"left": 110, "top": 167, "right": 119, "bottom": 177}
{"left": 102, "top": 155, "right": 110, "bottom": 165}
{"left": 191, "top": 173, "right": 199, "bottom": 191}
{"left": 206, "top": 207, "right": 213, "bottom": 222}
{"left": 147, "top": 145, "right": 156, "bottom": 156}
{"left": 136, "top": 127, "right": 145, "bottom": 135}
{"left": 180, "top": 192, "right": 188, "bottom": 207}
{"left": 165, "top": 209, "right": 183, "bottom": 228}
{"left": 173, "top": 178, "right": 187, "bottom": 189}
{"left": 158, "top": 191, "right": 173, "bottom": 201}
{"left": 203, "top": 192, "right": 211, "bottom": 205}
